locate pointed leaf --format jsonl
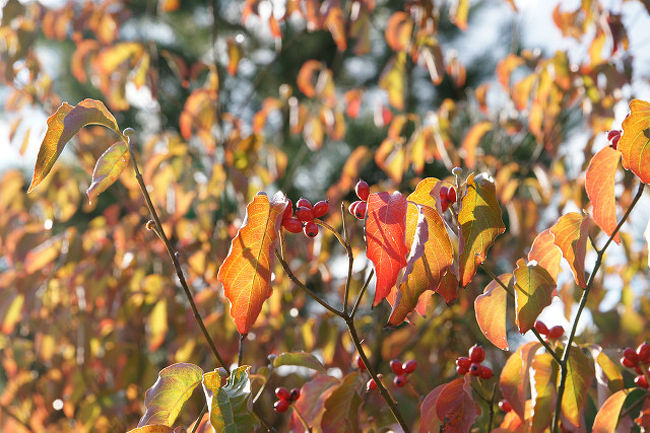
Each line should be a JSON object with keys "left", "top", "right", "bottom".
{"left": 217, "top": 192, "right": 288, "bottom": 334}
{"left": 550, "top": 213, "right": 592, "bottom": 288}
{"left": 28, "top": 99, "right": 120, "bottom": 192}
{"left": 202, "top": 366, "right": 257, "bottom": 433}
{"left": 321, "top": 373, "right": 362, "bottom": 433}
{"left": 272, "top": 352, "right": 326, "bottom": 372}
{"left": 586, "top": 146, "right": 621, "bottom": 243}
{"left": 87, "top": 141, "right": 130, "bottom": 203}
{"left": 593, "top": 389, "right": 633, "bottom": 433}
{"left": 366, "top": 191, "right": 408, "bottom": 306}
{"left": 461, "top": 121, "right": 492, "bottom": 169}
{"left": 513, "top": 258, "right": 555, "bottom": 334}
{"left": 420, "top": 382, "right": 445, "bottom": 433}
{"left": 500, "top": 341, "right": 540, "bottom": 419}
{"left": 531, "top": 353, "right": 557, "bottom": 433}
{"left": 528, "top": 229, "right": 562, "bottom": 282}
{"left": 561, "top": 346, "right": 594, "bottom": 429}
{"left": 458, "top": 173, "right": 505, "bottom": 287}
{"left": 619, "top": 99, "right": 650, "bottom": 184}
{"left": 474, "top": 273, "right": 512, "bottom": 350}
{"left": 138, "top": 363, "right": 204, "bottom": 427}
{"left": 435, "top": 376, "right": 480, "bottom": 433}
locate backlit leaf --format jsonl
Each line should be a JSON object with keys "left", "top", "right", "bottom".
{"left": 380, "top": 53, "right": 406, "bottom": 110}
{"left": 586, "top": 146, "right": 621, "bottom": 243}
{"left": 148, "top": 299, "right": 167, "bottom": 352}
{"left": 217, "top": 192, "right": 288, "bottom": 334}
{"left": 592, "top": 389, "right": 632, "bottom": 433}
{"left": 365, "top": 191, "right": 408, "bottom": 306}
{"left": 619, "top": 99, "right": 650, "bottom": 184}
{"left": 513, "top": 258, "right": 555, "bottom": 334}
{"left": 325, "top": 4, "right": 347, "bottom": 51}
{"left": 28, "top": 99, "right": 120, "bottom": 192}
{"left": 202, "top": 366, "right": 257, "bottom": 433}
{"left": 474, "top": 273, "right": 512, "bottom": 350}
{"left": 297, "top": 60, "right": 321, "bottom": 98}
{"left": 87, "top": 141, "right": 130, "bottom": 203}
{"left": 590, "top": 345, "right": 624, "bottom": 407}
{"left": 528, "top": 229, "right": 562, "bottom": 282}
{"left": 138, "top": 363, "right": 203, "bottom": 427}
{"left": 531, "top": 353, "right": 557, "bottom": 433}
{"left": 500, "top": 341, "right": 540, "bottom": 419}
{"left": 385, "top": 12, "right": 413, "bottom": 51}
{"left": 496, "top": 54, "right": 524, "bottom": 90}
{"left": 458, "top": 173, "right": 505, "bottom": 287}
{"left": 550, "top": 213, "right": 592, "bottom": 288}
{"left": 435, "top": 376, "right": 480, "bottom": 433}
{"left": 461, "top": 122, "right": 492, "bottom": 169}
{"left": 272, "top": 352, "right": 326, "bottom": 372}
{"left": 449, "top": 0, "right": 470, "bottom": 30}
{"left": 321, "top": 373, "right": 362, "bottom": 433}
{"left": 128, "top": 426, "right": 174, "bottom": 433}
{"left": 561, "top": 346, "right": 594, "bottom": 429}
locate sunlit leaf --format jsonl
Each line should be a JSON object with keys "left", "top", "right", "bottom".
{"left": 500, "top": 341, "right": 540, "bottom": 419}
{"left": 325, "top": 4, "right": 347, "bottom": 51}
{"left": 217, "top": 192, "right": 288, "bottom": 334}
{"left": 513, "top": 258, "right": 555, "bottom": 334}
{"left": 449, "top": 0, "right": 470, "bottom": 30}
{"left": 592, "top": 389, "right": 633, "bottom": 433}
{"left": 321, "top": 373, "right": 362, "bottom": 433}
{"left": 458, "top": 173, "right": 505, "bottom": 287}
{"left": 385, "top": 12, "right": 413, "bottom": 51}
{"left": 272, "top": 352, "right": 326, "bottom": 372}
{"left": 87, "top": 141, "right": 130, "bottom": 203}
{"left": 24, "top": 234, "right": 64, "bottom": 274}
{"left": 297, "top": 60, "right": 322, "bottom": 98}
{"left": 28, "top": 99, "right": 120, "bottom": 192}
{"left": 496, "top": 54, "right": 524, "bottom": 90}
{"left": 380, "top": 53, "right": 406, "bottom": 110}
{"left": 589, "top": 345, "right": 624, "bottom": 407}
{"left": 1, "top": 294, "right": 24, "bottom": 335}
{"left": 128, "top": 426, "right": 174, "bottom": 433}
{"left": 148, "top": 299, "right": 168, "bottom": 352}
{"left": 550, "top": 213, "right": 592, "bottom": 288}
{"left": 202, "top": 366, "right": 257, "bottom": 433}
{"left": 531, "top": 353, "right": 557, "bottom": 433}
{"left": 227, "top": 37, "right": 242, "bottom": 76}
{"left": 561, "top": 346, "right": 594, "bottom": 429}
{"left": 375, "top": 137, "right": 405, "bottom": 184}
{"left": 366, "top": 191, "right": 408, "bottom": 306}
{"left": 461, "top": 121, "right": 492, "bottom": 169}
{"left": 435, "top": 376, "right": 480, "bottom": 433}
{"left": 474, "top": 273, "right": 512, "bottom": 350}
{"left": 528, "top": 229, "right": 562, "bottom": 282}
{"left": 619, "top": 99, "right": 650, "bottom": 184}
{"left": 586, "top": 146, "right": 621, "bottom": 243}
{"left": 421, "top": 40, "right": 444, "bottom": 85}
{"left": 138, "top": 363, "right": 203, "bottom": 427}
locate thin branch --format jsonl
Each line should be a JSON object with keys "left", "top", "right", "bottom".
{"left": 487, "top": 382, "right": 498, "bottom": 433}
{"left": 351, "top": 270, "right": 374, "bottom": 319}
{"left": 238, "top": 333, "right": 246, "bottom": 366}
{"left": 124, "top": 133, "right": 227, "bottom": 369}
{"left": 620, "top": 392, "right": 649, "bottom": 419}
{"left": 551, "top": 182, "right": 645, "bottom": 433}
{"left": 190, "top": 404, "right": 207, "bottom": 433}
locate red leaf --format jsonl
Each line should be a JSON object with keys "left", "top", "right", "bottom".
{"left": 366, "top": 192, "right": 408, "bottom": 306}
{"left": 435, "top": 376, "right": 480, "bottom": 433}
{"left": 474, "top": 273, "right": 512, "bottom": 350}
{"left": 550, "top": 213, "right": 592, "bottom": 289}
{"left": 586, "top": 146, "right": 621, "bottom": 243}
{"left": 419, "top": 383, "right": 445, "bottom": 433}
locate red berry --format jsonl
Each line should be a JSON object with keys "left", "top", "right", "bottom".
{"left": 548, "top": 326, "right": 564, "bottom": 339}
{"left": 446, "top": 186, "right": 457, "bottom": 203}
{"left": 469, "top": 363, "right": 481, "bottom": 376}
{"left": 607, "top": 130, "right": 621, "bottom": 141}
{"left": 402, "top": 360, "right": 417, "bottom": 374}
{"left": 393, "top": 375, "right": 407, "bottom": 387}
{"left": 353, "top": 201, "right": 367, "bottom": 219}
{"left": 282, "top": 199, "right": 293, "bottom": 220}
{"left": 469, "top": 345, "right": 486, "bottom": 363}
{"left": 456, "top": 364, "right": 469, "bottom": 375}
{"left": 635, "top": 375, "right": 649, "bottom": 389}
{"left": 282, "top": 217, "right": 303, "bottom": 233}
{"left": 456, "top": 357, "right": 471, "bottom": 369}
{"left": 440, "top": 197, "right": 449, "bottom": 212}
{"left": 274, "top": 399, "right": 290, "bottom": 413}
{"left": 637, "top": 343, "right": 650, "bottom": 363}
{"left": 296, "top": 198, "right": 312, "bottom": 209}
{"left": 303, "top": 221, "right": 318, "bottom": 238}
{"left": 534, "top": 320, "right": 549, "bottom": 335}
{"left": 498, "top": 400, "right": 512, "bottom": 412}
{"left": 623, "top": 347, "right": 639, "bottom": 364}
{"left": 479, "top": 365, "right": 493, "bottom": 379}
{"left": 355, "top": 180, "right": 370, "bottom": 201}
{"left": 390, "top": 359, "right": 404, "bottom": 375}
{"left": 366, "top": 378, "right": 377, "bottom": 391}
{"left": 355, "top": 355, "right": 366, "bottom": 371}
{"left": 439, "top": 186, "right": 449, "bottom": 200}
{"left": 275, "top": 387, "right": 291, "bottom": 401}
{"left": 610, "top": 134, "right": 620, "bottom": 149}
{"left": 290, "top": 388, "right": 300, "bottom": 401}
{"left": 621, "top": 356, "right": 636, "bottom": 369}
{"left": 295, "top": 206, "right": 314, "bottom": 222}
{"left": 312, "top": 200, "right": 329, "bottom": 218}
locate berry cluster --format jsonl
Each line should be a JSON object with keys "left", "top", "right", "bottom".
{"left": 439, "top": 185, "right": 457, "bottom": 213}
{"left": 281, "top": 198, "right": 329, "bottom": 238}
{"left": 390, "top": 358, "right": 418, "bottom": 387}
{"left": 348, "top": 180, "right": 369, "bottom": 219}
{"left": 619, "top": 342, "right": 650, "bottom": 388}
{"left": 273, "top": 386, "right": 301, "bottom": 413}
{"left": 607, "top": 129, "right": 621, "bottom": 150}
{"left": 534, "top": 321, "right": 564, "bottom": 341}
{"left": 456, "top": 345, "right": 492, "bottom": 379}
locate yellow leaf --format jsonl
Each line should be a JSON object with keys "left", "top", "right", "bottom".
{"left": 87, "top": 141, "right": 130, "bottom": 203}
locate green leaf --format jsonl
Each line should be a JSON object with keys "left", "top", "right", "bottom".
{"left": 513, "top": 258, "right": 555, "bottom": 334}
{"left": 28, "top": 99, "right": 120, "bottom": 193}
{"left": 203, "top": 365, "right": 257, "bottom": 433}
{"left": 272, "top": 351, "right": 326, "bottom": 372}
{"left": 474, "top": 273, "right": 512, "bottom": 350}
{"left": 321, "top": 373, "right": 362, "bottom": 433}
{"left": 561, "top": 346, "right": 594, "bottom": 429}
{"left": 138, "top": 363, "right": 203, "bottom": 427}
{"left": 86, "top": 141, "right": 130, "bottom": 203}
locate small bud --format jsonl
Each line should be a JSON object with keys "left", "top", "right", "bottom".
{"left": 123, "top": 127, "right": 136, "bottom": 137}
{"left": 146, "top": 220, "right": 156, "bottom": 231}
{"left": 452, "top": 167, "right": 462, "bottom": 176}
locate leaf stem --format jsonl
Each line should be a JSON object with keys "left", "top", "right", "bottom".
{"left": 350, "top": 270, "right": 374, "bottom": 319}
{"left": 238, "top": 333, "right": 245, "bottom": 366}
{"left": 551, "top": 182, "right": 645, "bottom": 433}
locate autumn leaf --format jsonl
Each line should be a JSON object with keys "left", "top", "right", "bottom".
{"left": 586, "top": 146, "right": 621, "bottom": 243}
{"left": 325, "top": 3, "right": 347, "bottom": 51}
{"left": 449, "top": 0, "right": 470, "bottom": 30}
{"left": 202, "top": 366, "right": 257, "bottom": 433}
{"left": 530, "top": 353, "right": 557, "bottom": 433}
{"left": 550, "top": 213, "right": 592, "bottom": 288}
{"left": 28, "top": 99, "right": 121, "bottom": 193}
{"left": 380, "top": 53, "right": 406, "bottom": 110}
{"left": 365, "top": 191, "right": 408, "bottom": 306}
{"left": 272, "top": 352, "right": 326, "bottom": 372}
{"left": 290, "top": 375, "right": 339, "bottom": 433}
{"left": 86, "top": 141, "right": 130, "bottom": 203}
{"left": 458, "top": 173, "right": 506, "bottom": 287}
{"left": 528, "top": 229, "right": 562, "bottom": 282}
{"left": 461, "top": 121, "right": 492, "bottom": 169}
{"left": 435, "top": 376, "right": 480, "bottom": 433}
{"left": 589, "top": 345, "right": 624, "bottom": 407}
{"left": 138, "top": 363, "right": 203, "bottom": 427}
{"left": 385, "top": 12, "right": 413, "bottom": 51}
{"left": 619, "top": 99, "right": 650, "bottom": 184}
{"left": 474, "top": 273, "right": 512, "bottom": 350}
{"left": 128, "top": 426, "right": 174, "bottom": 433}
{"left": 513, "top": 258, "right": 555, "bottom": 334}
{"left": 592, "top": 389, "right": 632, "bottom": 433}
{"left": 148, "top": 299, "right": 167, "bottom": 352}
{"left": 297, "top": 60, "right": 322, "bottom": 98}
{"left": 420, "top": 383, "right": 444, "bottom": 433}
{"left": 217, "top": 192, "right": 288, "bottom": 334}
{"left": 321, "top": 373, "right": 362, "bottom": 433}
{"left": 496, "top": 54, "right": 524, "bottom": 90}
{"left": 500, "top": 341, "right": 540, "bottom": 419}
{"left": 561, "top": 346, "right": 594, "bottom": 429}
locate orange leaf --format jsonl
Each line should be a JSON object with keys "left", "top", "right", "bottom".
{"left": 550, "top": 213, "right": 592, "bottom": 288}
{"left": 421, "top": 42, "right": 444, "bottom": 85}
{"left": 592, "top": 389, "right": 631, "bottom": 433}
{"left": 499, "top": 341, "right": 540, "bottom": 419}
{"left": 297, "top": 60, "right": 322, "bottom": 98}
{"left": 513, "top": 258, "right": 555, "bottom": 334}
{"left": 449, "top": 0, "right": 470, "bottom": 31}
{"left": 619, "top": 99, "right": 650, "bottom": 184}
{"left": 325, "top": 3, "right": 347, "bottom": 51}
{"left": 461, "top": 121, "right": 492, "bottom": 169}
{"left": 366, "top": 192, "right": 408, "bottom": 306}
{"left": 227, "top": 37, "right": 242, "bottom": 76}
{"left": 474, "top": 273, "right": 512, "bottom": 350}
{"left": 586, "top": 146, "right": 621, "bottom": 243}
{"left": 385, "top": 12, "right": 413, "bottom": 51}
{"left": 496, "top": 54, "right": 524, "bottom": 90}
{"left": 458, "top": 173, "right": 505, "bottom": 287}
{"left": 528, "top": 229, "right": 562, "bottom": 282}
{"left": 127, "top": 426, "right": 174, "bottom": 433}
{"left": 87, "top": 141, "right": 130, "bottom": 203}
{"left": 28, "top": 99, "right": 120, "bottom": 192}
{"left": 217, "top": 192, "right": 288, "bottom": 334}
